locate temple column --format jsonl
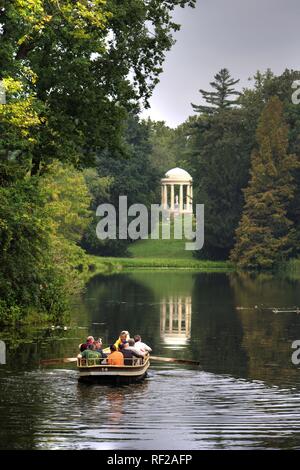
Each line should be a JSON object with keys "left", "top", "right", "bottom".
{"left": 186, "top": 185, "right": 190, "bottom": 212}
{"left": 163, "top": 185, "right": 168, "bottom": 209}
{"left": 179, "top": 184, "right": 183, "bottom": 212}
{"left": 161, "top": 300, "right": 166, "bottom": 333}
{"left": 169, "top": 298, "right": 173, "bottom": 333}
{"left": 178, "top": 298, "right": 182, "bottom": 334}
{"left": 161, "top": 185, "right": 164, "bottom": 208}
{"left": 171, "top": 184, "right": 175, "bottom": 211}
{"left": 186, "top": 299, "right": 191, "bottom": 337}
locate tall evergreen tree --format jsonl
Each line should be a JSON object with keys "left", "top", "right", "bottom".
{"left": 186, "top": 108, "right": 254, "bottom": 260}
{"left": 231, "top": 97, "right": 299, "bottom": 270}
{"left": 192, "top": 68, "right": 240, "bottom": 115}
{"left": 239, "top": 69, "right": 300, "bottom": 256}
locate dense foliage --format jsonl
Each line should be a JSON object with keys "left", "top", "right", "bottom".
{"left": 0, "top": 0, "right": 196, "bottom": 173}
{"left": 231, "top": 97, "right": 299, "bottom": 269}
{"left": 0, "top": 0, "right": 195, "bottom": 324}
{"left": 161, "top": 68, "right": 300, "bottom": 267}
{"left": 82, "top": 115, "right": 161, "bottom": 256}
{"left": 0, "top": 163, "right": 92, "bottom": 324}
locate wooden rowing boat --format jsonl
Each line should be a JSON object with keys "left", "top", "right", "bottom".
{"left": 77, "top": 355, "right": 150, "bottom": 384}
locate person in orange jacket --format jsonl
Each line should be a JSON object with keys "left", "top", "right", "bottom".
{"left": 107, "top": 344, "right": 124, "bottom": 366}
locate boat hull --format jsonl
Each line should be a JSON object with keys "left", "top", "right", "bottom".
{"left": 77, "top": 358, "right": 150, "bottom": 385}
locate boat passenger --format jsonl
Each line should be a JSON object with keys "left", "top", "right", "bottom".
{"left": 107, "top": 345, "right": 124, "bottom": 366}
{"left": 133, "top": 335, "right": 152, "bottom": 354}
{"left": 114, "top": 330, "right": 130, "bottom": 350}
{"left": 128, "top": 338, "right": 145, "bottom": 357}
{"left": 119, "top": 342, "right": 144, "bottom": 366}
{"left": 94, "top": 338, "right": 107, "bottom": 358}
{"left": 81, "top": 344, "right": 102, "bottom": 364}
{"left": 79, "top": 335, "right": 95, "bottom": 353}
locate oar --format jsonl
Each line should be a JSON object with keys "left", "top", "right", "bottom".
{"left": 40, "top": 356, "right": 200, "bottom": 367}
{"left": 150, "top": 356, "right": 200, "bottom": 366}
{"left": 40, "top": 357, "right": 77, "bottom": 366}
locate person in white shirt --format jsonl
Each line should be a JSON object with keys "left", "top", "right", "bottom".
{"left": 133, "top": 335, "right": 152, "bottom": 354}
{"left": 127, "top": 338, "right": 145, "bottom": 357}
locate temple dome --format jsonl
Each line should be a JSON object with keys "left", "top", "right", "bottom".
{"left": 164, "top": 167, "right": 192, "bottom": 182}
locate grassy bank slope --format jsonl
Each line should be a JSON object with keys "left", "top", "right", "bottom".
{"left": 128, "top": 236, "right": 194, "bottom": 260}
{"left": 89, "top": 255, "right": 232, "bottom": 273}
{"left": 88, "top": 221, "right": 233, "bottom": 274}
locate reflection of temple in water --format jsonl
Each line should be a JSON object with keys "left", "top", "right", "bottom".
{"left": 160, "top": 297, "right": 192, "bottom": 347}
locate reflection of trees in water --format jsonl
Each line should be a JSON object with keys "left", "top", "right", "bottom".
{"left": 0, "top": 289, "right": 91, "bottom": 367}
{"left": 190, "top": 273, "right": 248, "bottom": 376}
{"left": 230, "top": 272, "right": 300, "bottom": 387}
{"left": 84, "top": 274, "right": 160, "bottom": 348}
{"left": 229, "top": 271, "right": 300, "bottom": 309}
{"left": 0, "top": 371, "right": 54, "bottom": 450}
{"left": 0, "top": 324, "right": 90, "bottom": 369}
{"left": 81, "top": 271, "right": 300, "bottom": 387}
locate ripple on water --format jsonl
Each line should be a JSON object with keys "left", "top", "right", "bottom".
{"left": 1, "top": 367, "right": 300, "bottom": 450}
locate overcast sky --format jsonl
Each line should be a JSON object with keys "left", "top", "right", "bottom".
{"left": 141, "top": 0, "right": 300, "bottom": 127}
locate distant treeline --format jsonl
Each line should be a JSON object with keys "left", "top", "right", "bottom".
{"left": 149, "top": 68, "right": 300, "bottom": 269}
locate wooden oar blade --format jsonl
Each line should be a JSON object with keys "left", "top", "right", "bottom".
{"left": 40, "top": 357, "right": 77, "bottom": 366}
{"left": 150, "top": 356, "right": 200, "bottom": 366}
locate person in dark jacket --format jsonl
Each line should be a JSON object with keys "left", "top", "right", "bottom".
{"left": 94, "top": 338, "right": 107, "bottom": 358}
{"left": 119, "top": 342, "right": 144, "bottom": 365}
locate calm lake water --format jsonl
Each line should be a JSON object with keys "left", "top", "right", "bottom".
{"left": 1, "top": 271, "right": 300, "bottom": 450}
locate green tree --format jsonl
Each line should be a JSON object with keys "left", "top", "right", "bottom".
{"left": 0, "top": 0, "right": 196, "bottom": 322}
{"left": 239, "top": 69, "right": 300, "bottom": 255}
{"left": 41, "top": 160, "right": 92, "bottom": 243}
{"left": 82, "top": 115, "right": 161, "bottom": 256}
{"left": 0, "top": 162, "right": 94, "bottom": 325}
{"left": 0, "top": 179, "right": 48, "bottom": 323}
{"left": 231, "top": 97, "right": 299, "bottom": 270}
{"left": 192, "top": 68, "right": 240, "bottom": 115}
{"left": 183, "top": 107, "right": 254, "bottom": 260}
{"left": 41, "top": 161, "right": 94, "bottom": 295}
{"left": 172, "top": 116, "right": 199, "bottom": 169}
{"left": 147, "top": 120, "right": 178, "bottom": 175}
{"left": 147, "top": 117, "right": 199, "bottom": 175}
{"left": 0, "top": 0, "right": 196, "bottom": 176}
{"left": 185, "top": 69, "right": 300, "bottom": 261}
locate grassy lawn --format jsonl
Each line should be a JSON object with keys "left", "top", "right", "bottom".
{"left": 87, "top": 220, "right": 233, "bottom": 274}
{"left": 128, "top": 237, "right": 194, "bottom": 260}
{"left": 128, "top": 218, "right": 200, "bottom": 260}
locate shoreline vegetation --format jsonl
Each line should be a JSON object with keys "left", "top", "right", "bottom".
{"left": 88, "top": 254, "right": 300, "bottom": 277}
{"left": 87, "top": 234, "right": 234, "bottom": 275}
{"left": 2, "top": 253, "right": 299, "bottom": 328}
{"left": 88, "top": 255, "right": 233, "bottom": 274}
